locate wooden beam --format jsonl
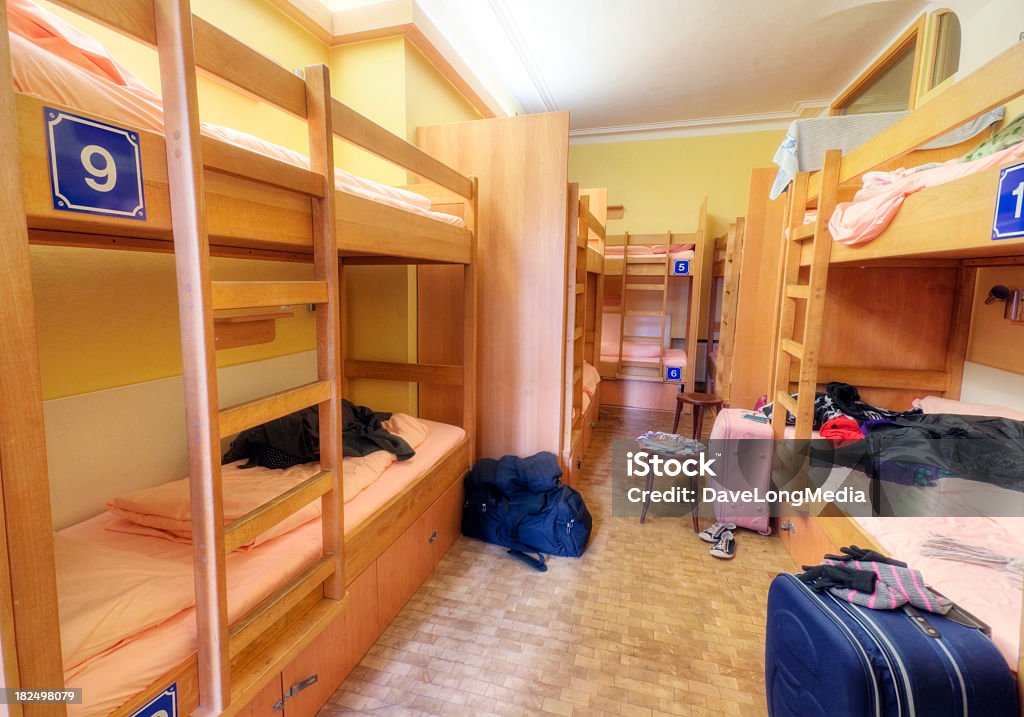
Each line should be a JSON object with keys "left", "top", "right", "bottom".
{"left": 0, "top": 10, "right": 66, "bottom": 713}
{"left": 154, "top": 0, "right": 229, "bottom": 711}
{"left": 344, "top": 360, "right": 464, "bottom": 386}
{"left": 224, "top": 470, "right": 333, "bottom": 554}
{"left": 790, "top": 365, "right": 950, "bottom": 392}
{"left": 332, "top": 100, "right": 473, "bottom": 198}
{"left": 228, "top": 557, "right": 335, "bottom": 659}
{"left": 218, "top": 380, "right": 332, "bottom": 437}
{"left": 211, "top": 281, "right": 328, "bottom": 310}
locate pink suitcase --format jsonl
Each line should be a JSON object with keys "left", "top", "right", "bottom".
{"left": 708, "top": 408, "right": 773, "bottom": 535}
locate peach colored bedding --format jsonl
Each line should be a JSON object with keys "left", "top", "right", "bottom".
{"left": 58, "top": 419, "right": 465, "bottom": 717}
{"left": 7, "top": 0, "right": 463, "bottom": 227}
{"left": 829, "top": 141, "right": 1024, "bottom": 246}
{"left": 853, "top": 515, "right": 1023, "bottom": 669}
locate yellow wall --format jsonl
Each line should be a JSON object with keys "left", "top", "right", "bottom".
{"left": 568, "top": 129, "right": 785, "bottom": 238}
{"left": 28, "top": 4, "right": 481, "bottom": 412}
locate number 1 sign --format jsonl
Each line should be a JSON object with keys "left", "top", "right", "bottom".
{"left": 993, "top": 161, "right": 1024, "bottom": 240}
{"left": 45, "top": 107, "right": 146, "bottom": 220}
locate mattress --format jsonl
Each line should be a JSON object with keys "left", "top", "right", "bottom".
{"left": 852, "top": 514, "right": 1023, "bottom": 670}
{"left": 58, "top": 419, "right": 466, "bottom": 717}
{"left": 7, "top": 0, "right": 463, "bottom": 228}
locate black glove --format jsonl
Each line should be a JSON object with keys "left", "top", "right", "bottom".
{"left": 796, "top": 564, "right": 877, "bottom": 593}
{"left": 825, "top": 545, "right": 907, "bottom": 568}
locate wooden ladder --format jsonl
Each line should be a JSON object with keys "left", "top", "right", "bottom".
{"left": 714, "top": 218, "right": 745, "bottom": 402}
{"left": 770, "top": 150, "right": 842, "bottom": 440}
{"left": 155, "top": 1, "right": 344, "bottom": 712}
{"left": 618, "top": 231, "right": 671, "bottom": 380}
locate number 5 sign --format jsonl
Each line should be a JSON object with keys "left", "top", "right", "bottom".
{"left": 45, "top": 107, "right": 146, "bottom": 220}
{"left": 993, "top": 161, "right": 1024, "bottom": 240}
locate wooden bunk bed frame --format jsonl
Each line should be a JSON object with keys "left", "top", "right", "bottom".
{"left": 768, "top": 40, "right": 1024, "bottom": 694}
{"left": 706, "top": 218, "right": 745, "bottom": 404}
{"left": 562, "top": 186, "right": 607, "bottom": 484}
{"left": 599, "top": 199, "right": 711, "bottom": 410}
{"left": 0, "top": 1, "right": 477, "bottom": 716}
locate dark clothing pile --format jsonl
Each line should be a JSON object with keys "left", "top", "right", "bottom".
{"left": 222, "top": 399, "right": 414, "bottom": 469}
{"left": 760, "top": 381, "right": 922, "bottom": 429}
{"left": 832, "top": 413, "right": 1024, "bottom": 493}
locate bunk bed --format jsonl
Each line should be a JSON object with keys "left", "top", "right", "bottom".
{"left": 705, "top": 218, "right": 744, "bottom": 404}
{"left": 599, "top": 200, "right": 711, "bottom": 411}
{"left": 767, "top": 40, "right": 1024, "bottom": 695}
{"left": 562, "top": 186, "right": 606, "bottom": 484}
{"left": 0, "top": 3, "right": 477, "bottom": 717}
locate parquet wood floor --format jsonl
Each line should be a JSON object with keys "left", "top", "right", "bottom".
{"left": 321, "top": 406, "right": 794, "bottom": 717}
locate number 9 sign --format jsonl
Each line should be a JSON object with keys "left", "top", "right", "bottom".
{"left": 45, "top": 107, "right": 146, "bottom": 220}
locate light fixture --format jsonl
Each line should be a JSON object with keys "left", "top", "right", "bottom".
{"left": 985, "top": 284, "right": 1021, "bottom": 321}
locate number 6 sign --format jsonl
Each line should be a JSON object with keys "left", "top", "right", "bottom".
{"left": 45, "top": 107, "right": 146, "bottom": 220}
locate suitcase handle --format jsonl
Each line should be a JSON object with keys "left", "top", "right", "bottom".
{"left": 901, "top": 605, "right": 941, "bottom": 639}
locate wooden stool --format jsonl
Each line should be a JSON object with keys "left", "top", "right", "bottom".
{"left": 673, "top": 392, "right": 723, "bottom": 438}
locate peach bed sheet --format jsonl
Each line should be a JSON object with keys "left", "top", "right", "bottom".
{"left": 58, "top": 419, "right": 465, "bottom": 717}
{"left": 7, "top": 0, "right": 463, "bottom": 228}
{"left": 853, "top": 515, "right": 1023, "bottom": 670}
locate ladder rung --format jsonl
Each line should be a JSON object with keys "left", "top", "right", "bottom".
{"left": 620, "top": 358, "right": 660, "bottom": 367}
{"left": 573, "top": 368, "right": 583, "bottom": 384}
{"left": 776, "top": 391, "right": 799, "bottom": 417}
{"left": 212, "top": 281, "right": 329, "bottom": 311}
{"left": 625, "top": 283, "right": 667, "bottom": 291}
{"left": 229, "top": 555, "right": 336, "bottom": 658}
{"left": 786, "top": 284, "right": 810, "bottom": 300}
{"left": 623, "top": 335, "right": 662, "bottom": 343}
{"left": 224, "top": 469, "right": 333, "bottom": 554}
{"left": 574, "top": 327, "right": 584, "bottom": 340}
{"left": 219, "top": 380, "right": 331, "bottom": 437}
{"left": 781, "top": 339, "right": 804, "bottom": 360}
{"left": 626, "top": 256, "right": 668, "bottom": 264}
{"left": 576, "top": 283, "right": 585, "bottom": 294}
{"left": 791, "top": 223, "right": 815, "bottom": 241}
{"left": 625, "top": 310, "right": 664, "bottom": 317}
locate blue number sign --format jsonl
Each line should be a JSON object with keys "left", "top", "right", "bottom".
{"left": 129, "top": 685, "right": 176, "bottom": 717}
{"left": 44, "top": 107, "right": 145, "bottom": 220}
{"left": 665, "top": 366, "right": 682, "bottom": 382}
{"left": 672, "top": 260, "right": 690, "bottom": 276}
{"left": 993, "top": 161, "right": 1024, "bottom": 241}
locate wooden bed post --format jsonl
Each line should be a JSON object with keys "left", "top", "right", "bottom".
{"left": 944, "top": 266, "right": 977, "bottom": 400}
{"left": 304, "top": 64, "right": 345, "bottom": 600}
{"left": 464, "top": 177, "right": 479, "bottom": 463}
{"left": 153, "top": 0, "right": 230, "bottom": 711}
{"left": 0, "top": 6, "right": 66, "bottom": 714}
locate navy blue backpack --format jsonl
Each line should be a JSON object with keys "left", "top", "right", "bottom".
{"left": 462, "top": 452, "right": 592, "bottom": 571}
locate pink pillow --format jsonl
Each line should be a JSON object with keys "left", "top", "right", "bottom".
{"left": 912, "top": 396, "right": 1024, "bottom": 422}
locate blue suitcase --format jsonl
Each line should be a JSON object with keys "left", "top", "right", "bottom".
{"left": 766, "top": 573, "right": 1018, "bottom": 717}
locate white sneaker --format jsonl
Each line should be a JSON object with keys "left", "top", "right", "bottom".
{"left": 698, "top": 522, "right": 737, "bottom": 544}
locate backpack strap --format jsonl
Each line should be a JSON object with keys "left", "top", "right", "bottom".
{"left": 506, "top": 542, "right": 548, "bottom": 572}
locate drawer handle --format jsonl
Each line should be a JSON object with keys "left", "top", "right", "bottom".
{"left": 428, "top": 529, "right": 438, "bottom": 543}
{"left": 781, "top": 520, "right": 796, "bottom": 533}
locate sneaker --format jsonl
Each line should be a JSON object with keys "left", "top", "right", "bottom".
{"left": 710, "top": 531, "right": 736, "bottom": 560}
{"left": 698, "top": 521, "right": 736, "bottom": 544}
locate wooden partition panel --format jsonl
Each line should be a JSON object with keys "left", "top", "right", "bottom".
{"left": 417, "top": 266, "right": 466, "bottom": 427}
{"left": 813, "top": 266, "right": 960, "bottom": 409}
{"left": 730, "top": 168, "right": 789, "bottom": 409}
{"left": 418, "top": 113, "right": 571, "bottom": 458}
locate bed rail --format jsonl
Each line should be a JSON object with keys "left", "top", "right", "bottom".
{"left": 50, "top": 0, "right": 474, "bottom": 198}
{"left": 807, "top": 41, "right": 1024, "bottom": 200}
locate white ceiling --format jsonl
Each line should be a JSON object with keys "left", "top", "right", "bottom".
{"left": 407, "top": 0, "right": 929, "bottom": 138}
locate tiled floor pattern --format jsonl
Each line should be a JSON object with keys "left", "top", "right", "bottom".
{"left": 321, "top": 406, "right": 795, "bottom": 717}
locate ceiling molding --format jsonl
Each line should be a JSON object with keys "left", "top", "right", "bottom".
{"left": 569, "top": 100, "right": 830, "bottom": 145}
{"left": 484, "top": 0, "right": 559, "bottom": 113}
{"left": 264, "top": 0, "right": 334, "bottom": 44}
